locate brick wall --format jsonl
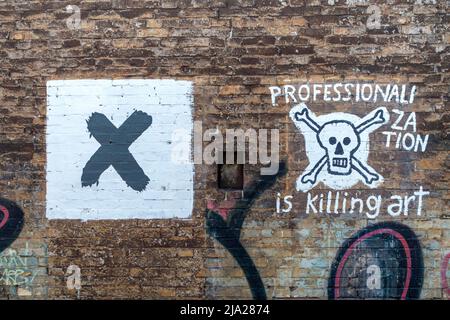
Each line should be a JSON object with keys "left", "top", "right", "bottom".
{"left": 0, "top": 0, "right": 448, "bottom": 299}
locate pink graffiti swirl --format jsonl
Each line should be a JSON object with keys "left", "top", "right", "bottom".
{"left": 0, "top": 205, "right": 10, "bottom": 229}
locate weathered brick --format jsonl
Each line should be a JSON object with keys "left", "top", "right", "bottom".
{"left": 0, "top": 0, "right": 446, "bottom": 301}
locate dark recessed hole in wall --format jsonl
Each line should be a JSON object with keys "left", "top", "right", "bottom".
{"left": 218, "top": 151, "right": 244, "bottom": 190}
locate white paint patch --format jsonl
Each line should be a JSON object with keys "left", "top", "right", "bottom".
{"left": 289, "top": 103, "right": 389, "bottom": 192}
{"left": 46, "top": 79, "right": 194, "bottom": 220}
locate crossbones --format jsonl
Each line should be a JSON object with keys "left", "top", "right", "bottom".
{"left": 289, "top": 103, "right": 389, "bottom": 188}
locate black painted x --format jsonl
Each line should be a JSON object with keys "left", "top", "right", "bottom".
{"left": 81, "top": 110, "right": 152, "bottom": 192}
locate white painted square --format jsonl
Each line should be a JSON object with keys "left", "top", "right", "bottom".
{"left": 46, "top": 79, "right": 194, "bottom": 220}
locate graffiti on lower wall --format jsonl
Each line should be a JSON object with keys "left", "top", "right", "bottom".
{"left": 328, "top": 222, "right": 423, "bottom": 300}
{"left": 46, "top": 79, "right": 194, "bottom": 220}
{"left": 0, "top": 198, "right": 24, "bottom": 254}
{"left": 0, "top": 199, "right": 39, "bottom": 295}
{"left": 0, "top": 242, "right": 40, "bottom": 288}
{"left": 206, "top": 162, "right": 287, "bottom": 300}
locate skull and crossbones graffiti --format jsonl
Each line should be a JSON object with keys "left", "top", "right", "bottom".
{"left": 289, "top": 103, "right": 390, "bottom": 192}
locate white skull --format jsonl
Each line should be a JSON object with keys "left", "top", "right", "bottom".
{"left": 317, "top": 121, "right": 360, "bottom": 175}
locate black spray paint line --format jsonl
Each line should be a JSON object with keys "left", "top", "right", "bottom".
{"left": 0, "top": 198, "right": 24, "bottom": 254}
{"left": 206, "top": 161, "right": 287, "bottom": 300}
{"left": 328, "top": 221, "right": 423, "bottom": 300}
{"left": 207, "top": 227, "right": 265, "bottom": 300}
{"left": 82, "top": 111, "right": 152, "bottom": 192}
